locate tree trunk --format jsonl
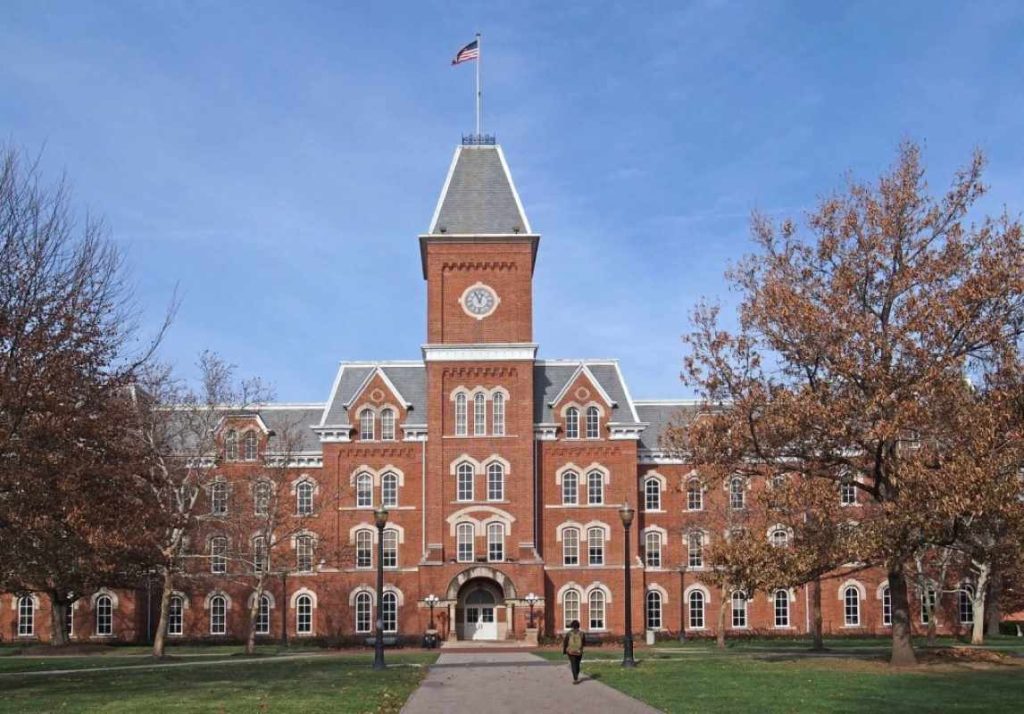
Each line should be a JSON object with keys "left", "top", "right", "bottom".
{"left": 810, "top": 577, "right": 824, "bottom": 651}
{"left": 716, "top": 590, "right": 727, "bottom": 649}
{"left": 152, "top": 567, "right": 174, "bottom": 658}
{"left": 925, "top": 602, "right": 938, "bottom": 647}
{"left": 246, "top": 578, "right": 266, "bottom": 656}
{"left": 888, "top": 565, "right": 917, "bottom": 666}
{"left": 986, "top": 570, "right": 1002, "bottom": 638}
{"left": 971, "top": 562, "right": 990, "bottom": 646}
{"left": 49, "top": 595, "right": 69, "bottom": 647}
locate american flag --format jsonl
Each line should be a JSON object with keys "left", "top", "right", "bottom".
{"left": 451, "top": 39, "right": 479, "bottom": 65}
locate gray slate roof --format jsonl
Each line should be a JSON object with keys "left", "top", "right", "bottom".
{"left": 533, "top": 362, "right": 640, "bottom": 425}
{"left": 429, "top": 146, "right": 530, "bottom": 235}
{"left": 260, "top": 406, "right": 324, "bottom": 452}
{"left": 634, "top": 402, "right": 702, "bottom": 452}
{"left": 321, "top": 364, "right": 427, "bottom": 425}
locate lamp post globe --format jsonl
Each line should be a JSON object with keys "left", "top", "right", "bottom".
{"left": 373, "top": 507, "right": 389, "bottom": 670}
{"left": 619, "top": 500, "right": 637, "bottom": 667}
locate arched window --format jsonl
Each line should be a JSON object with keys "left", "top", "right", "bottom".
{"left": 296, "top": 480, "right": 314, "bottom": 516}
{"left": 688, "top": 591, "right": 705, "bottom": 629}
{"left": 587, "top": 470, "right": 604, "bottom": 505}
{"left": 359, "top": 408, "right": 375, "bottom": 441}
{"left": 958, "top": 586, "right": 974, "bottom": 624}
{"left": 731, "top": 592, "right": 748, "bottom": 628}
{"left": 297, "top": 535, "right": 316, "bottom": 572}
{"left": 587, "top": 527, "right": 605, "bottom": 565}
{"left": 94, "top": 595, "right": 113, "bottom": 636}
{"left": 456, "top": 522, "right": 474, "bottom": 562}
{"left": 295, "top": 594, "right": 313, "bottom": 634}
{"left": 881, "top": 585, "right": 892, "bottom": 626}
{"left": 256, "top": 594, "right": 271, "bottom": 635}
{"left": 381, "top": 472, "right": 398, "bottom": 507}
{"left": 770, "top": 528, "right": 789, "bottom": 548}
{"left": 646, "top": 591, "right": 663, "bottom": 630}
{"left": 382, "top": 591, "right": 398, "bottom": 633}
{"left": 243, "top": 431, "right": 258, "bottom": 461}
{"left": 588, "top": 590, "right": 606, "bottom": 630}
{"left": 210, "top": 536, "right": 228, "bottom": 574}
{"left": 295, "top": 535, "right": 314, "bottom": 572}
{"left": 487, "top": 463, "right": 505, "bottom": 501}
{"left": 565, "top": 407, "right": 580, "bottom": 439}
{"left": 492, "top": 393, "right": 505, "bottom": 436}
{"left": 356, "top": 529, "right": 373, "bottom": 569}
{"left": 355, "top": 591, "right": 372, "bottom": 633}
{"left": 561, "top": 470, "right": 579, "bottom": 505}
{"left": 474, "top": 392, "right": 486, "bottom": 435}
{"left": 224, "top": 430, "right": 238, "bottom": 461}
{"left": 487, "top": 522, "right": 505, "bottom": 562}
{"left": 168, "top": 595, "right": 184, "bottom": 636}
{"left": 645, "top": 532, "right": 662, "bottom": 568}
{"left": 686, "top": 478, "right": 703, "bottom": 511}
{"left": 563, "top": 590, "right": 581, "bottom": 630}
{"left": 562, "top": 527, "right": 580, "bottom": 566}
{"left": 774, "top": 590, "right": 790, "bottom": 628}
{"left": 457, "top": 463, "right": 474, "bottom": 502}
{"left": 253, "top": 480, "right": 271, "bottom": 516}
{"left": 454, "top": 393, "right": 467, "bottom": 436}
{"left": 585, "top": 406, "right": 600, "bottom": 439}
{"left": 253, "top": 536, "right": 269, "bottom": 573}
{"left": 356, "top": 472, "right": 373, "bottom": 508}
{"left": 17, "top": 596, "right": 34, "bottom": 636}
{"left": 920, "top": 588, "right": 937, "bottom": 625}
{"left": 687, "top": 531, "right": 704, "bottom": 568}
{"left": 381, "top": 408, "right": 396, "bottom": 441}
{"left": 382, "top": 528, "right": 398, "bottom": 568}
{"left": 844, "top": 586, "right": 861, "bottom": 626}
{"left": 211, "top": 481, "right": 228, "bottom": 516}
{"left": 644, "top": 477, "right": 661, "bottom": 511}
{"left": 729, "top": 477, "right": 745, "bottom": 510}
{"left": 209, "top": 595, "right": 227, "bottom": 635}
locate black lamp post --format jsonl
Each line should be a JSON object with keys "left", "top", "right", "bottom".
{"left": 425, "top": 594, "right": 439, "bottom": 631}
{"left": 619, "top": 500, "right": 637, "bottom": 667}
{"left": 373, "top": 506, "right": 389, "bottom": 670}
{"left": 525, "top": 592, "right": 538, "bottom": 628}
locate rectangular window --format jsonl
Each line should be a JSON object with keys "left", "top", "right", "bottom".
{"left": 296, "top": 536, "right": 314, "bottom": 572}
{"left": 457, "top": 524, "right": 474, "bottom": 563}
{"left": 356, "top": 531, "right": 372, "bottom": 569}
{"left": 487, "top": 465, "right": 504, "bottom": 501}
{"left": 255, "top": 597, "right": 270, "bottom": 635}
{"left": 355, "top": 595, "right": 371, "bottom": 633}
{"left": 645, "top": 533, "right": 661, "bottom": 568}
{"left": 687, "top": 482, "right": 703, "bottom": 511}
{"left": 474, "top": 393, "right": 486, "bottom": 435}
{"left": 688, "top": 532, "right": 704, "bottom": 568}
{"left": 168, "top": 598, "right": 183, "bottom": 636}
{"left": 589, "top": 593, "right": 606, "bottom": 630}
{"left": 959, "top": 589, "right": 974, "bottom": 624}
{"left": 563, "top": 528, "right": 579, "bottom": 566}
{"left": 492, "top": 393, "right": 505, "bottom": 436}
{"left": 921, "top": 589, "right": 936, "bottom": 625}
{"left": 487, "top": 523, "right": 504, "bottom": 562}
{"left": 211, "top": 482, "right": 228, "bottom": 515}
{"left": 254, "top": 481, "right": 270, "bottom": 516}
{"left": 382, "top": 595, "right": 397, "bottom": 633}
{"left": 840, "top": 479, "right": 857, "bottom": 506}
{"left": 882, "top": 587, "right": 892, "bottom": 626}
{"left": 585, "top": 407, "right": 600, "bottom": 439}
{"left": 587, "top": 528, "right": 604, "bottom": 566}
{"left": 211, "top": 538, "right": 227, "bottom": 574}
{"left": 253, "top": 537, "right": 269, "bottom": 573}
{"left": 382, "top": 529, "right": 398, "bottom": 568}
{"left": 563, "top": 593, "right": 580, "bottom": 630}
{"left": 731, "top": 593, "right": 748, "bottom": 628}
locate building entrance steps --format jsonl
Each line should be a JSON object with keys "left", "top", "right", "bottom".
{"left": 401, "top": 651, "right": 659, "bottom": 714}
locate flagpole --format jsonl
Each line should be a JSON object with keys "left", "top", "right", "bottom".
{"left": 475, "top": 32, "right": 481, "bottom": 136}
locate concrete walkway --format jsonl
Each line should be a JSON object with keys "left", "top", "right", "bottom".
{"left": 401, "top": 651, "right": 659, "bottom": 714}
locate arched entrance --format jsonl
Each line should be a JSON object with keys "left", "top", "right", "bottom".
{"left": 446, "top": 566, "right": 517, "bottom": 641}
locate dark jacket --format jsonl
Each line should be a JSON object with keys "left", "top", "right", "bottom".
{"left": 562, "top": 629, "right": 585, "bottom": 655}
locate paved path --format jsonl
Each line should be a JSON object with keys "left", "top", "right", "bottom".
{"left": 401, "top": 651, "right": 659, "bottom": 714}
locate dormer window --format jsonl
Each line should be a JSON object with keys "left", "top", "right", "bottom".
{"left": 585, "top": 406, "right": 600, "bottom": 439}
{"left": 224, "top": 430, "right": 238, "bottom": 461}
{"left": 359, "top": 408, "right": 375, "bottom": 441}
{"left": 565, "top": 407, "right": 580, "bottom": 439}
{"left": 242, "top": 431, "right": 258, "bottom": 461}
{"left": 381, "top": 408, "right": 396, "bottom": 441}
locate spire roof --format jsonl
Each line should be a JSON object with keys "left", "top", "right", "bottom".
{"left": 428, "top": 144, "right": 532, "bottom": 235}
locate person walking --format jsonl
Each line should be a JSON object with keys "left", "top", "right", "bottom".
{"left": 562, "top": 620, "right": 585, "bottom": 684}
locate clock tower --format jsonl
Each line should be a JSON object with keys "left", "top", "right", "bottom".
{"left": 418, "top": 139, "right": 543, "bottom": 582}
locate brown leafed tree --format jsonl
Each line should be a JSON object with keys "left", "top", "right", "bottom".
{"left": 674, "top": 142, "right": 1024, "bottom": 665}
{"left": 0, "top": 146, "right": 167, "bottom": 645}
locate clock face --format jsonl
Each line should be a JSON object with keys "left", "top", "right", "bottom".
{"left": 460, "top": 283, "right": 499, "bottom": 319}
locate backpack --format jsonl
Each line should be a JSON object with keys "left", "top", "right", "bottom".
{"left": 566, "top": 629, "right": 584, "bottom": 655}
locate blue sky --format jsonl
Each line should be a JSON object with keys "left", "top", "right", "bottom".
{"left": 3, "top": 1, "right": 1022, "bottom": 402}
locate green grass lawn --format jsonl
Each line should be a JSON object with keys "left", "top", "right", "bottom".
{"left": 583, "top": 655, "right": 1024, "bottom": 713}
{"left": 0, "top": 652, "right": 437, "bottom": 713}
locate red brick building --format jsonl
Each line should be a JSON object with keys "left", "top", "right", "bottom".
{"left": 2, "top": 139, "right": 977, "bottom": 645}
